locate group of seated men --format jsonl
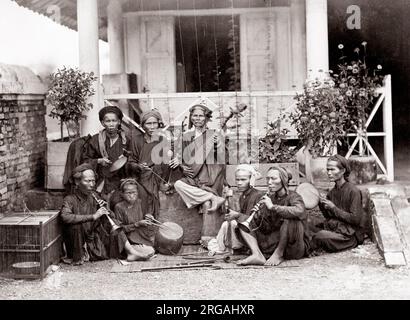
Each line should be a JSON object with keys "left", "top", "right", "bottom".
{"left": 60, "top": 104, "right": 366, "bottom": 266}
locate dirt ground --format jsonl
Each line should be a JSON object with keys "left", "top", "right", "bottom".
{"left": 1, "top": 241, "right": 410, "bottom": 300}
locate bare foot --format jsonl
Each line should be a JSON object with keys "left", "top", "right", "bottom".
{"left": 265, "top": 253, "right": 284, "bottom": 266}
{"left": 236, "top": 254, "right": 266, "bottom": 266}
{"left": 208, "top": 196, "right": 225, "bottom": 212}
{"left": 126, "top": 253, "right": 150, "bottom": 262}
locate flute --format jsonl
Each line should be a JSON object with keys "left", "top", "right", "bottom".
{"left": 90, "top": 192, "right": 121, "bottom": 233}
{"left": 237, "top": 191, "right": 270, "bottom": 233}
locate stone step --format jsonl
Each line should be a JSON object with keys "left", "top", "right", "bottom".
{"left": 391, "top": 196, "right": 410, "bottom": 250}
{"left": 371, "top": 195, "right": 407, "bottom": 267}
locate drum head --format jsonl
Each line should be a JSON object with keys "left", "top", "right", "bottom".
{"left": 296, "top": 182, "right": 320, "bottom": 209}
{"left": 154, "top": 222, "right": 184, "bottom": 255}
{"left": 109, "top": 156, "right": 127, "bottom": 172}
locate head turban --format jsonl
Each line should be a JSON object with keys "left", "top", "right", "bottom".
{"left": 140, "top": 109, "right": 164, "bottom": 127}
{"left": 120, "top": 178, "right": 139, "bottom": 192}
{"left": 188, "top": 104, "right": 213, "bottom": 129}
{"left": 70, "top": 163, "right": 95, "bottom": 184}
{"left": 99, "top": 106, "right": 123, "bottom": 122}
{"left": 328, "top": 154, "right": 351, "bottom": 179}
{"left": 268, "top": 166, "right": 292, "bottom": 193}
{"left": 235, "top": 164, "right": 261, "bottom": 187}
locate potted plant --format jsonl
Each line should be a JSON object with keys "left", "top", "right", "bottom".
{"left": 332, "top": 43, "right": 384, "bottom": 184}
{"left": 44, "top": 67, "right": 97, "bottom": 189}
{"left": 257, "top": 118, "right": 299, "bottom": 185}
{"left": 290, "top": 77, "right": 349, "bottom": 184}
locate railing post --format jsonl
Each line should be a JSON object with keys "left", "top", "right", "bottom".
{"left": 383, "top": 75, "right": 394, "bottom": 181}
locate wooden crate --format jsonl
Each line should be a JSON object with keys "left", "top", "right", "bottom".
{"left": 0, "top": 211, "right": 62, "bottom": 279}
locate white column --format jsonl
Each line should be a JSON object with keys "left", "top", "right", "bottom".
{"left": 383, "top": 75, "right": 394, "bottom": 181}
{"left": 290, "top": 0, "right": 307, "bottom": 88}
{"left": 305, "top": 0, "right": 329, "bottom": 80}
{"left": 107, "top": 0, "right": 125, "bottom": 74}
{"left": 77, "top": 0, "right": 101, "bottom": 136}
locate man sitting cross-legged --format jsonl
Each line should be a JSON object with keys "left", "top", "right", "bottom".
{"left": 311, "top": 155, "right": 365, "bottom": 253}
{"left": 237, "top": 166, "right": 310, "bottom": 266}
{"left": 210, "top": 164, "right": 262, "bottom": 253}
{"left": 113, "top": 178, "right": 156, "bottom": 257}
{"left": 59, "top": 164, "right": 154, "bottom": 265}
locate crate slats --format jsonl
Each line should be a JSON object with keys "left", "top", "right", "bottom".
{"left": 0, "top": 211, "right": 62, "bottom": 279}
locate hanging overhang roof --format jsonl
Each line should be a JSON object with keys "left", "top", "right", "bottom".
{"left": 14, "top": 0, "right": 109, "bottom": 41}
{"left": 14, "top": 0, "right": 290, "bottom": 42}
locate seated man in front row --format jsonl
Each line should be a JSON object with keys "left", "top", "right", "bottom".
{"left": 237, "top": 166, "right": 310, "bottom": 266}
{"left": 59, "top": 164, "right": 154, "bottom": 265}
{"left": 212, "top": 164, "right": 262, "bottom": 253}
{"left": 113, "top": 178, "right": 156, "bottom": 255}
{"left": 311, "top": 155, "right": 364, "bottom": 253}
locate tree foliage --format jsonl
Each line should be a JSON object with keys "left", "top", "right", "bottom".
{"left": 46, "top": 67, "right": 97, "bottom": 140}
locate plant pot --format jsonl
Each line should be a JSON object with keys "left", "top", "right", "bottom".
{"left": 348, "top": 155, "right": 377, "bottom": 185}
{"left": 309, "top": 156, "right": 331, "bottom": 187}
{"left": 45, "top": 141, "right": 70, "bottom": 190}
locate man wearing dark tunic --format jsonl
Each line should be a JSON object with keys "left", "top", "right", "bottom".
{"left": 114, "top": 178, "right": 156, "bottom": 255}
{"left": 213, "top": 164, "right": 262, "bottom": 253}
{"left": 237, "top": 166, "right": 310, "bottom": 266}
{"left": 83, "top": 105, "right": 129, "bottom": 201}
{"left": 311, "top": 155, "right": 364, "bottom": 252}
{"left": 127, "top": 110, "right": 174, "bottom": 218}
{"left": 60, "top": 164, "right": 155, "bottom": 265}
{"left": 171, "top": 104, "right": 225, "bottom": 214}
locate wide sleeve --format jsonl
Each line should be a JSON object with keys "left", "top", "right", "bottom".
{"left": 271, "top": 192, "right": 306, "bottom": 220}
{"left": 59, "top": 196, "right": 94, "bottom": 224}
{"left": 330, "top": 189, "right": 362, "bottom": 226}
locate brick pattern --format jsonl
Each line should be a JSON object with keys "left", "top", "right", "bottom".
{"left": 0, "top": 95, "right": 46, "bottom": 214}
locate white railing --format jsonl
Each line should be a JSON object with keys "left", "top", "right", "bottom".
{"left": 105, "top": 76, "right": 395, "bottom": 181}
{"left": 345, "top": 75, "right": 394, "bottom": 181}
{"left": 105, "top": 90, "right": 300, "bottom": 138}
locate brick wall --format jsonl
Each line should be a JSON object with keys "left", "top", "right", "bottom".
{"left": 0, "top": 94, "right": 46, "bottom": 214}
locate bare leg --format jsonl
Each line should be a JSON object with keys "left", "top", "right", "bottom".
{"left": 236, "top": 230, "right": 266, "bottom": 266}
{"left": 200, "top": 200, "right": 211, "bottom": 215}
{"left": 265, "top": 220, "right": 289, "bottom": 266}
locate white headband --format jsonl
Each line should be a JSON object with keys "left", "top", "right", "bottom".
{"left": 235, "top": 164, "right": 261, "bottom": 187}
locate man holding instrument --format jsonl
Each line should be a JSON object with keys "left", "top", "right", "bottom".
{"left": 210, "top": 164, "right": 262, "bottom": 253}
{"left": 237, "top": 166, "right": 310, "bottom": 266}
{"left": 82, "top": 105, "right": 129, "bottom": 201}
{"left": 59, "top": 164, "right": 154, "bottom": 265}
{"left": 113, "top": 178, "right": 156, "bottom": 255}
{"left": 170, "top": 104, "right": 226, "bottom": 214}
{"left": 311, "top": 155, "right": 364, "bottom": 253}
{"left": 127, "top": 109, "right": 176, "bottom": 218}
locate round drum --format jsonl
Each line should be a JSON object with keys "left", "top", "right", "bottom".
{"left": 296, "top": 182, "right": 320, "bottom": 209}
{"left": 109, "top": 156, "right": 128, "bottom": 172}
{"left": 154, "top": 222, "right": 184, "bottom": 255}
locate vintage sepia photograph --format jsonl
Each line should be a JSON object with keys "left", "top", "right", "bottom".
{"left": 0, "top": 0, "right": 409, "bottom": 304}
